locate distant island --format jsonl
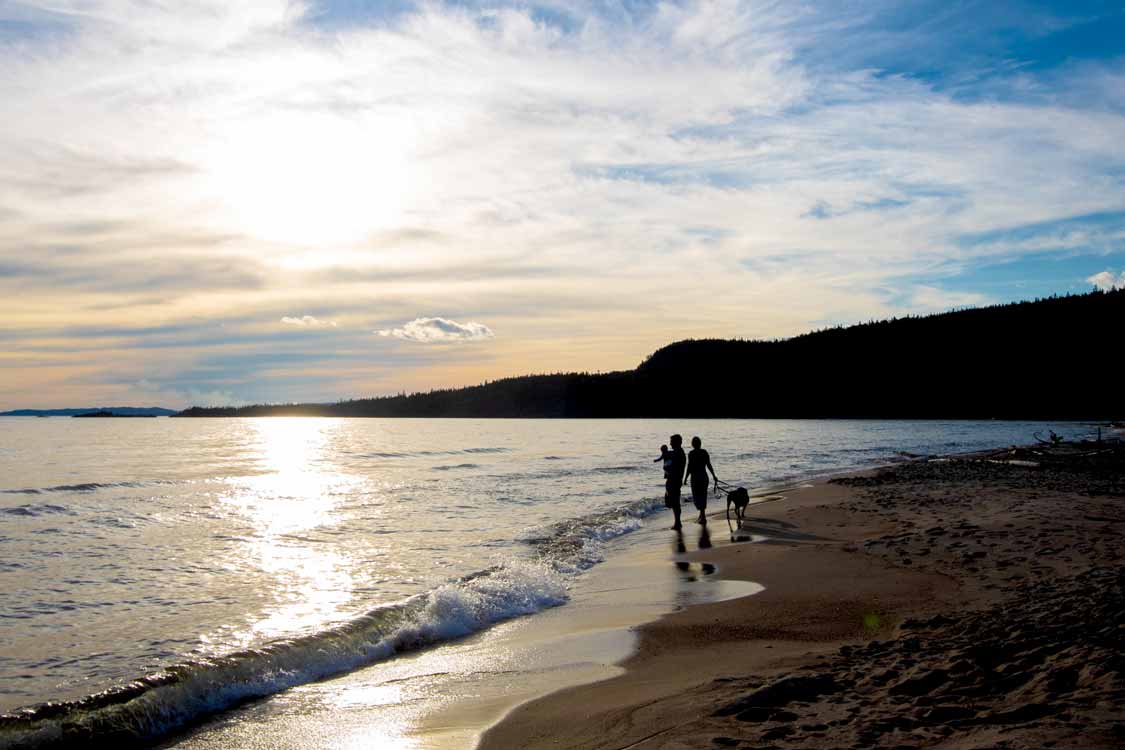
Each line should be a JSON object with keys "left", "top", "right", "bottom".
{"left": 0, "top": 407, "right": 177, "bottom": 417}
{"left": 179, "top": 288, "right": 1122, "bottom": 420}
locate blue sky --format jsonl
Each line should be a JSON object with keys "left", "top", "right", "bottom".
{"left": 0, "top": 0, "right": 1122, "bottom": 408}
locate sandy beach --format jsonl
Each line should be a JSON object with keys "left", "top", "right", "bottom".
{"left": 481, "top": 446, "right": 1125, "bottom": 749}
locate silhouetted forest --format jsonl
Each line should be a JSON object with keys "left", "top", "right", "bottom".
{"left": 178, "top": 289, "right": 1124, "bottom": 419}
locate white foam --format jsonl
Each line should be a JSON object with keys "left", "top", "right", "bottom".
{"left": 0, "top": 562, "right": 570, "bottom": 749}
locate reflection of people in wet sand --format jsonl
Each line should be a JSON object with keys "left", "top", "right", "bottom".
{"left": 684, "top": 436, "right": 718, "bottom": 524}
{"left": 671, "top": 526, "right": 715, "bottom": 576}
{"left": 673, "top": 529, "right": 689, "bottom": 571}
{"left": 663, "top": 435, "right": 687, "bottom": 530}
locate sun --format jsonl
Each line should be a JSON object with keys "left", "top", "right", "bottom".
{"left": 205, "top": 111, "right": 414, "bottom": 246}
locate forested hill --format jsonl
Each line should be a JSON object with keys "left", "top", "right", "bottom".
{"left": 178, "top": 289, "right": 1124, "bottom": 419}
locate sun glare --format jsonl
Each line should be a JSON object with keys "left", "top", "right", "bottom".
{"left": 206, "top": 113, "right": 414, "bottom": 246}
{"left": 217, "top": 419, "right": 364, "bottom": 641}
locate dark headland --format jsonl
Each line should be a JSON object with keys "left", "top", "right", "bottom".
{"left": 177, "top": 290, "right": 1124, "bottom": 419}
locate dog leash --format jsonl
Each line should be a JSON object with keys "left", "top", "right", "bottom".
{"left": 713, "top": 478, "right": 738, "bottom": 495}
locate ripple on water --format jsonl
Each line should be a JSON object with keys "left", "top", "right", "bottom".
{"left": 0, "top": 418, "right": 1094, "bottom": 723}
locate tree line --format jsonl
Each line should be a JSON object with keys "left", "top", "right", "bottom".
{"left": 177, "top": 289, "right": 1124, "bottom": 419}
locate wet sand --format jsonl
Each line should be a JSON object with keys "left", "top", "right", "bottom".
{"left": 162, "top": 517, "right": 764, "bottom": 750}
{"left": 481, "top": 452, "right": 1125, "bottom": 749}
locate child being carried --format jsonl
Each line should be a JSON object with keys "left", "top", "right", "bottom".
{"left": 654, "top": 444, "right": 673, "bottom": 479}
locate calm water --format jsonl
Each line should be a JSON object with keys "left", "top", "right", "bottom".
{"left": 0, "top": 417, "right": 1089, "bottom": 744}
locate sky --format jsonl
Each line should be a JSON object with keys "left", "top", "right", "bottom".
{"left": 1, "top": 0, "right": 1123, "bottom": 409}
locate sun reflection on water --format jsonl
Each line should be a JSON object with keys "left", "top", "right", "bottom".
{"left": 218, "top": 419, "right": 365, "bottom": 643}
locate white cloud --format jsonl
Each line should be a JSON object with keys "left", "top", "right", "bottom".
{"left": 376, "top": 317, "right": 494, "bottom": 344}
{"left": 1087, "top": 270, "right": 1125, "bottom": 291}
{"left": 2, "top": 1, "right": 1125, "bottom": 406}
{"left": 281, "top": 315, "right": 336, "bottom": 327}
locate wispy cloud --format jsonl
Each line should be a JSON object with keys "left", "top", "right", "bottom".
{"left": 376, "top": 317, "right": 495, "bottom": 344}
{"left": 908, "top": 285, "right": 992, "bottom": 313}
{"left": 281, "top": 315, "right": 336, "bottom": 328}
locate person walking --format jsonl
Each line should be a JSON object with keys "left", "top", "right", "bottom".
{"left": 664, "top": 434, "right": 687, "bottom": 530}
{"left": 684, "top": 436, "right": 718, "bottom": 524}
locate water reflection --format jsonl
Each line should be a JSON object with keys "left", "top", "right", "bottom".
{"left": 218, "top": 419, "right": 362, "bottom": 643}
{"left": 698, "top": 524, "right": 712, "bottom": 550}
{"left": 673, "top": 530, "right": 689, "bottom": 571}
{"left": 671, "top": 527, "right": 716, "bottom": 579}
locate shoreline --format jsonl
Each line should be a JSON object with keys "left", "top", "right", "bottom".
{"left": 479, "top": 442, "right": 1124, "bottom": 749}
{"left": 6, "top": 434, "right": 1114, "bottom": 749}
{"left": 160, "top": 516, "right": 766, "bottom": 750}
{"left": 159, "top": 467, "right": 858, "bottom": 750}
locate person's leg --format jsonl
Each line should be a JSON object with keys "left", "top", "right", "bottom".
{"left": 667, "top": 482, "right": 683, "bottom": 529}
{"left": 693, "top": 483, "right": 708, "bottom": 523}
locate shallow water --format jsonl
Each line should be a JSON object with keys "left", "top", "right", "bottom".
{"left": 0, "top": 417, "right": 1090, "bottom": 745}
{"left": 166, "top": 520, "right": 762, "bottom": 750}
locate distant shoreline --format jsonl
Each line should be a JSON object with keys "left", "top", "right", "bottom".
{"left": 0, "top": 407, "right": 175, "bottom": 417}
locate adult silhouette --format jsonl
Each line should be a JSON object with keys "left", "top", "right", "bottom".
{"left": 684, "top": 436, "right": 718, "bottom": 524}
{"left": 664, "top": 434, "right": 687, "bottom": 530}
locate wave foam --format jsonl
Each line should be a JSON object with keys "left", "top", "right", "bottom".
{"left": 524, "top": 495, "right": 665, "bottom": 573}
{"left": 0, "top": 562, "right": 565, "bottom": 749}
{"left": 0, "top": 494, "right": 667, "bottom": 749}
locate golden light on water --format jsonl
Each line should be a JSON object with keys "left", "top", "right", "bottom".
{"left": 330, "top": 683, "right": 407, "bottom": 709}
{"left": 336, "top": 723, "right": 423, "bottom": 750}
{"left": 220, "top": 419, "right": 365, "bottom": 641}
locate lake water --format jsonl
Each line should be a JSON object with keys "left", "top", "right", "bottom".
{"left": 0, "top": 417, "right": 1091, "bottom": 746}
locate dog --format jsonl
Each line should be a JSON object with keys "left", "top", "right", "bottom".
{"left": 725, "top": 486, "right": 751, "bottom": 525}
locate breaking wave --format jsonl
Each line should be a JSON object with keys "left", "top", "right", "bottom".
{"left": 522, "top": 495, "right": 666, "bottom": 572}
{"left": 0, "top": 494, "right": 666, "bottom": 749}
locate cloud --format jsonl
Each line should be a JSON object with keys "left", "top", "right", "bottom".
{"left": 376, "top": 317, "right": 495, "bottom": 344}
{"left": 3, "top": 1, "right": 1125, "bottom": 407}
{"left": 281, "top": 315, "right": 336, "bottom": 327}
{"left": 1087, "top": 270, "right": 1125, "bottom": 291}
